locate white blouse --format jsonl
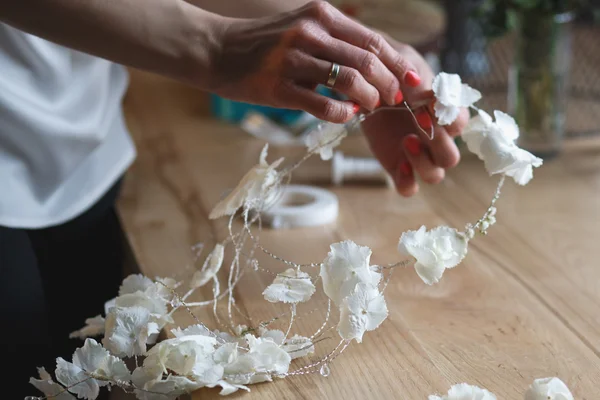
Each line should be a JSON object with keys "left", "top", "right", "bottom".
{"left": 0, "top": 24, "right": 135, "bottom": 228}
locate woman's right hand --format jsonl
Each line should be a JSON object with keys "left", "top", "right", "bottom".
{"left": 204, "top": 1, "right": 421, "bottom": 123}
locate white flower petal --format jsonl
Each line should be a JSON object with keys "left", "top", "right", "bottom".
{"left": 190, "top": 244, "right": 225, "bottom": 288}
{"left": 282, "top": 335, "right": 315, "bottom": 359}
{"left": 431, "top": 383, "right": 497, "bottom": 400}
{"left": 103, "top": 306, "right": 151, "bottom": 357}
{"left": 460, "top": 84, "right": 482, "bottom": 108}
{"left": 119, "top": 274, "right": 154, "bottom": 296}
{"left": 525, "top": 377, "right": 574, "bottom": 400}
{"left": 320, "top": 240, "right": 380, "bottom": 305}
{"left": 463, "top": 109, "right": 493, "bottom": 157}
{"left": 144, "top": 335, "right": 219, "bottom": 380}
{"left": 447, "top": 383, "right": 497, "bottom": 399}
{"left": 338, "top": 283, "right": 388, "bottom": 343}
{"left": 55, "top": 357, "right": 99, "bottom": 400}
{"left": 432, "top": 72, "right": 480, "bottom": 126}
{"left": 414, "top": 261, "right": 446, "bottom": 285}
{"left": 115, "top": 291, "right": 168, "bottom": 316}
{"left": 210, "top": 380, "right": 250, "bottom": 396}
{"left": 263, "top": 268, "right": 316, "bottom": 303}
{"left": 171, "top": 324, "right": 212, "bottom": 338}
{"left": 463, "top": 109, "right": 542, "bottom": 185}
{"left": 134, "top": 377, "right": 180, "bottom": 400}
{"left": 209, "top": 144, "right": 283, "bottom": 219}
{"left": 214, "top": 342, "right": 239, "bottom": 365}
{"left": 70, "top": 315, "right": 105, "bottom": 340}
{"left": 246, "top": 334, "right": 292, "bottom": 376}
{"left": 434, "top": 101, "right": 462, "bottom": 126}
{"left": 433, "top": 72, "right": 462, "bottom": 105}
{"left": 399, "top": 226, "right": 468, "bottom": 285}
{"left": 73, "top": 339, "right": 130, "bottom": 387}
{"left": 494, "top": 110, "right": 520, "bottom": 142}
{"left": 29, "top": 367, "right": 76, "bottom": 400}
{"left": 305, "top": 122, "right": 347, "bottom": 160}
{"left": 258, "top": 328, "right": 285, "bottom": 345}
{"left": 152, "top": 277, "right": 180, "bottom": 303}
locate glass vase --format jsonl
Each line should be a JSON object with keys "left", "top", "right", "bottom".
{"left": 508, "top": 11, "right": 573, "bottom": 158}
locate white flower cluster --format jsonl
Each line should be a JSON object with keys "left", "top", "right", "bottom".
{"left": 28, "top": 72, "right": 558, "bottom": 400}
{"left": 430, "top": 377, "right": 574, "bottom": 400}
{"left": 320, "top": 241, "right": 388, "bottom": 342}
{"left": 31, "top": 272, "right": 317, "bottom": 399}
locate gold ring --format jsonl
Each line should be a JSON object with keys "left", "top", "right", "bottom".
{"left": 326, "top": 63, "right": 340, "bottom": 88}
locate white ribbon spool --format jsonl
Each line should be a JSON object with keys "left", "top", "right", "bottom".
{"left": 260, "top": 185, "right": 339, "bottom": 229}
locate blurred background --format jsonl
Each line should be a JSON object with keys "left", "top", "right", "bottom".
{"left": 209, "top": 0, "right": 600, "bottom": 159}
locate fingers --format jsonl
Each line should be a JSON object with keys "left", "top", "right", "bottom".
{"left": 317, "top": 5, "right": 420, "bottom": 87}
{"left": 273, "top": 80, "right": 358, "bottom": 123}
{"left": 299, "top": 35, "right": 401, "bottom": 106}
{"left": 394, "top": 160, "right": 418, "bottom": 197}
{"left": 402, "top": 135, "right": 445, "bottom": 184}
{"left": 410, "top": 106, "right": 460, "bottom": 169}
{"left": 445, "top": 107, "right": 470, "bottom": 137}
{"left": 283, "top": 50, "right": 379, "bottom": 110}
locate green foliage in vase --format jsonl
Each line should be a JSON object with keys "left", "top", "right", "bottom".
{"left": 475, "top": 0, "right": 588, "bottom": 37}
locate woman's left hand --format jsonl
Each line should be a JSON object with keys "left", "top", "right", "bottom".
{"left": 361, "top": 36, "right": 469, "bottom": 197}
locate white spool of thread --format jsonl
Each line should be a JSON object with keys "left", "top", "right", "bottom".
{"left": 331, "top": 151, "right": 390, "bottom": 186}
{"left": 260, "top": 185, "right": 339, "bottom": 229}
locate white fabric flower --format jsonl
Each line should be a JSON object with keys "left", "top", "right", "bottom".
{"left": 245, "top": 334, "right": 292, "bottom": 377}
{"left": 132, "top": 368, "right": 190, "bottom": 400}
{"left": 432, "top": 72, "right": 481, "bottom": 125}
{"left": 55, "top": 339, "right": 131, "bottom": 400}
{"left": 398, "top": 226, "right": 468, "bottom": 285}
{"left": 55, "top": 357, "right": 98, "bottom": 400}
{"left": 282, "top": 335, "right": 315, "bottom": 359}
{"left": 111, "top": 278, "right": 175, "bottom": 346}
{"left": 257, "top": 328, "right": 314, "bottom": 359}
{"left": 119, "top": 274, "right": 154, "bottom": 296}
{"left": 304, "top": 122, "right": 347, "bottom": 160}
{"left": 190, "top": 244, "right": 225, "bottom": 288}
{"left": 69, "top": 315, "right": 105, "bottom": 340}
{"left": 209, "top": 144, "right": 283, "bottom": 219}
{"left": 153, "top": 277, "right": 180, "bottom": 303}
{"left": 209, "top": 343, "right": 251, "bottom": 395}
{"left": 143, "top": 335, "right": 219, "bottom": 379}
{"left": 463, "top": 109, "right": 543, "bottom": 185}
{"left": 320, "top": 240, "right": 381, "bottom": 305}
{"left": 29, "top": 367, "right": 76, "bottom": 400}
{"left": 209, "top": 380, "right": 251, "bottom": 396}
{"left": 263, "top": 268, "right": 316, "bottom": 303}
{"left": 222, "top": 334, "right": 291, "bottom": 386}
{"left": 171, "top": 324, "right": 212, "bottom": 338}
{"left": 258, "top": 327, "right": 285, "bottom": 344}
{"left": 338, "top": 283, "right": 388, "bottom": 343}
{"left": 103, "top": 306, "right": 152, "bottom": 357}
{"left": 429, "top": 383, "right": 497, "bottom": 400}
{"left": 524, "top": 377, "right": 574, "bottom": 400}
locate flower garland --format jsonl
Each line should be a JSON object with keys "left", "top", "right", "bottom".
{"left": 27, "top": 72, "right": 565, "bottom": 400}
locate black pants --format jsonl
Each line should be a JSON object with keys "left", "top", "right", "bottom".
{"left": 0, "top": 180, "right": 126, "bottom": 399}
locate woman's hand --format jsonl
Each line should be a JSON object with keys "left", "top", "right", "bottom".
{"left": 361, "top": 37, "right": 469, "bottom": 197}
{"left": 207, "top": 1, "right": 422, "bottom": 123}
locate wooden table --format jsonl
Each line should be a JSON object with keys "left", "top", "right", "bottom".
{"left": 119, "top": 71, "right": 600, "bottom": 399}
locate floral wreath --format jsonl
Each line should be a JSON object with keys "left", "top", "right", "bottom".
{"left": 27, "top": 73, "right": 574, "bottom": 400}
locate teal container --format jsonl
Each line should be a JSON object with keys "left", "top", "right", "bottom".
{"left": 210, "top": 87, "right": 337, "bottom": 125}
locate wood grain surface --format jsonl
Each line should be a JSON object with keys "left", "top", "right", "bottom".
{"left": 118, "top": 70, "right": 600, "bottom": 399}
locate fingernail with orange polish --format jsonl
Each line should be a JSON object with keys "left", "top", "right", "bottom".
{"left": 405, "top": 137, "right": 420, "bottom": 156}
{"left": 352, "top": 103, "right": 360, "bottom": 114}
{"left": 400, "top": 161, "right": 412, "bottom": 176}
{"left": 415, "top": 111, "right": 433, "bottom": 129}
{"left": 375, "top": 98, "right": 381, "bottom": 108}
{"left": 394, "top": 90, "right": 404, "bottom": 105}
{"left": 405, "top": 71, "right": 421, "bottom": 87}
